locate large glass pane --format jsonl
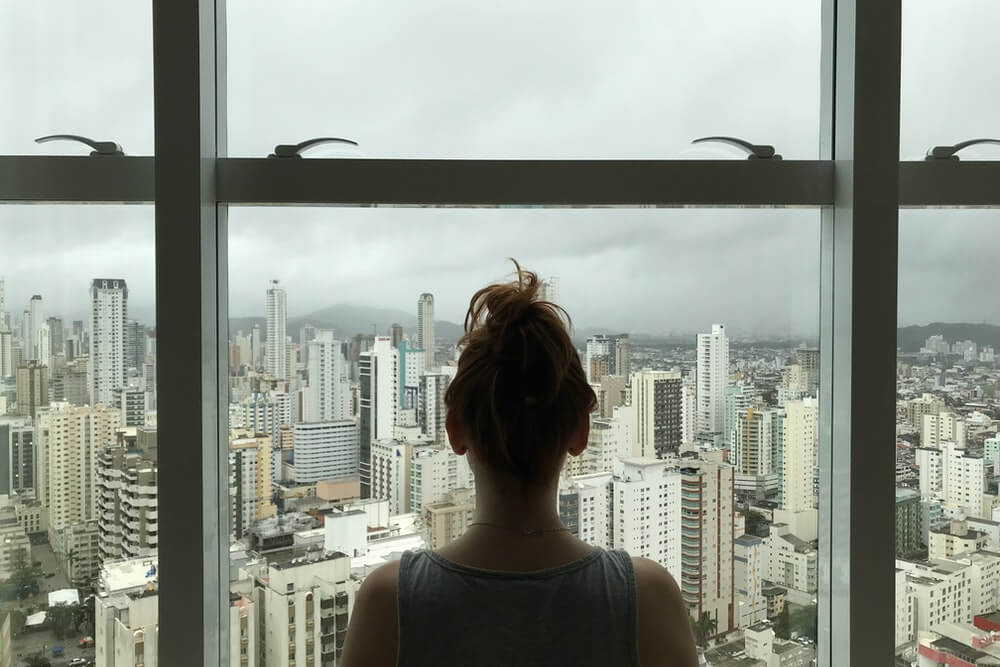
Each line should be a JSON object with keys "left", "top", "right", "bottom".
{"left": 0, "top": 205, "right": 156, "bottom": 666}
{"left": 901, "top": 1, "right": 1000, "bottom": 160}
{"left": 894, "top": 210, "right": 1000, "bottom": 663}
{"left": 0, "top": 3, "right": 154, "bottom": 154}
{"left": 226, "top": 207, "right": 822, "bottom": 663}
{"left": 227, "top": 2, "right": 822, "bottom": 159}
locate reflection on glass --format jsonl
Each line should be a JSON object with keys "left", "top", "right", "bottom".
{"left": 225, "top": 207, "right": 821, "bottom": 662}
{"left": 0, "top": 206, "right": 155, "bottom": 665}
{"left": 894, "top": 211, "right": 1000, "bottom": 664}
{"left": 227, "top": 1, "right": 821, "bottom": 159}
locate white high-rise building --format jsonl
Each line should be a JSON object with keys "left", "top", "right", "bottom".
{"left": 265, "top": 280, "right": 287, "bottom": 379}
{"left": 560, "top": 458, "right": 680, "bottom": 574}
{"left": 696, "top": 323, "right": 729, "bottom": 438}
{"left": 582, "top": 416, "right": 632, "bottom": 475}
{"left": 917, "top": 441, "right": 987, "bottom": 518}
{"left": 398, "top": 340, "right": 426, "bottom": 410}
{"left": 359, "top": 337, "right": 398, "bottom": 497}
{"left": 0, "top": 329, "right": 12, "bottom": 377}
{"left": 89, "top": 279, "right": 128, "bottom": 406}
{"left": 781, "top": 398, "right": 819, "bottom": 513}
{"left": 613, "top": 458, "right": 681, "bottom": 576}
{"left": 630, "top": 370, "right": 682, "bottom": 458}
{"left": 306, "top": 330, "right": 350, "bottom": 422}
{"left": 417, "top": 293, "right": 435, "bottom": 369}
{"left": 0, "top": 276, "right": 5, "bottom": 329}
{"left": 539, "top": 276, "right": 560, "bottom": 306}
{"left": 417, "top": 372, "right": 450, "bottom": 443}
{"left": 733, "top": 407, "right": 778, "bottom": 477}
{"left": 292, "top": 420, "right": 359, "bottom": 484}
{"left": 921, "top": 411, "right": 967, "bottom": 449}
{"left": 409, "top": 444, "right": 474, "bottom": 514}
{"left": 96, "top": 446, "right": 158, "bottom": 565}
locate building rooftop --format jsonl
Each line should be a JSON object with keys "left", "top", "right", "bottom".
{"left": 896, "top": 487, "right": 920, "bottom": 501}
{"left": 735, "top": 534, "right": 763, "bottom": 546}
{"left": 271, "top": 550, "right": 349, "bottom": 570}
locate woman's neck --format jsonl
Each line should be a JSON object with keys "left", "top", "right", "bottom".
{"left": 472, "top": 475, "right": 563, "bottom": 529}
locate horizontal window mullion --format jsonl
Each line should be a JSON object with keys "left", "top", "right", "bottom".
{"left": 900, "top": 161, "right": 1000, "bottom": 207}
{"left": 217, "top": 158, "right": 834, "bottom": 207}
{"left": 0, "top": 156, "right": 154, "bottom": 203}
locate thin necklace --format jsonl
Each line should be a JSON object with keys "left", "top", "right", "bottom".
{"left": 468, "top": 521, "right": 571, "bottom": 537}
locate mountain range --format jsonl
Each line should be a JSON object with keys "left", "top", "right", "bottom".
{"left": 897, "top": 322, "right": 1000, "bottom": 353}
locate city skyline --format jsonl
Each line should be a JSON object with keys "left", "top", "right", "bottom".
{"left": 3, "top": 207, "right": 1000, "bottom": 336}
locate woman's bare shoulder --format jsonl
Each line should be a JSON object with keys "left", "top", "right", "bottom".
{"left": 340, "top": 560, "right": 401, "bottom": 667}
{"left": 631, "top": 557, "right": 699, "bottom": 667}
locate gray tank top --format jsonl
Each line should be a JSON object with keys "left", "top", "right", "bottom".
{"left": 396, "top": 547, "right": 639, "bottom": 667}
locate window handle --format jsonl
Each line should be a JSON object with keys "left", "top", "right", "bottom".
{"left": 35, "top": 134, "right": 125, "bottom": 156}
{"left": 925, "top": 138, "right": 1000, "bottom": 160}
{"left": 268, "top": 137, "right": 359, "bottom": 158}
{"left": 691, "top": 136, "right": 782, "bottom": 160}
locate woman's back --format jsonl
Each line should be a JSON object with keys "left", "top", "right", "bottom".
{"left": 397, "top": 547, "right": 638, "bottom": 667}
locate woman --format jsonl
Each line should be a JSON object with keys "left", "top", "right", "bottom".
{"left": 342, "top": 261, "right": 697, "bottom": 667}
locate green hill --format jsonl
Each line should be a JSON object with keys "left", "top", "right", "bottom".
{"left": 897, "top": 322, "right": 1000, "bottom": 353}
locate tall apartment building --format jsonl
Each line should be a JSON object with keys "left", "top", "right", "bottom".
{"left": 266, "top": 280, "right": 288, "bottom": 379}
{"left": 28, "top": 294, "right": 43, "bottom": 360}
{"left": 582, "top": 416, "right": 631, "bottom": 475}
{"left": 630, "top": 370, "right": 682, "bottom": 458}
{"left": 560, "top": 459, "right": 680, "bottom": 574}
{"left": 781, "top": 397, "right": 819, "bottom": 513}
{"left": 680, "top": 458, "right": 735, "bottom": 634}
{"left": 724, "top": 383, "right": 755, "bottom": 450}
{"left": 0, "top": 504, "right": 31, "bottom": 580}
{"left": 584, "top": 334, "right": 631, "bottom": 383}
{"left": 291, "top": 420, "right": 359, "bottom": 484}
{"left": 612, "top": 458, "right": 681, "bottom": 576}
{"left": 409, "top": 444, "right": 473, "bottom": 514}
{"left": 97, "top": 446, "right": 158, "bottom": 564}
{"left": 697, "top": 324, "right": 729, "bottom": 439}
{"left": 763, "top": 523, "right": 818, "bottom": 595}
{"left": 229, "top": 432, "right": 277, "bottom": 539}
{"left": 901, "top": 393, "right": 946, "bottom": 429}
{"left": 397, "top": 340, "right": 426, "bottom": 410}
{"left": 921, "top": 411, "right": 967, "bottom": 449}
{"left": 895, "top": 487, "right": 922, "bottom": 558}
{"left": 794, "top": 346, "right": 820, "bottom": 395}
{"left": 897, "top": 552, "right": 1000, "bottom": 637}
{"left": 230, "top": 391, "right": 293, "bottom": 446}
{"left": 681, "top": 373, "right": 696, "bottom": 446}
{"left": 370, "top": 439, "right": 412, "bottom": 515}
{"left": 51, "top": 355, "right": 89, "bottom": 405}
{"left": 417, "top": 293, "right": 435, "bottom": 369}
{"left": 417, "top": 372, "right": 449, "bottom": 443}
{"left": 0, "top": 277, "right": 5, "bottom": 330}
{"left": 424, "top": 487, "right": 476, "bottom": 549}
{"left": 14, "top": 361, "right": 47, "bottom": 417}
{"left": 734, "top": 534, "right": 768, "bottom": 628}
{"left": 734, "top": 407, "right": 778, "bottom": 478}
{"left": 917, "top": 441, "right": 987, "bottom": 518}
{"left": 124, "top": 320, "right": 146, "bottom": 371}
{"left": 306, "top": 330, "right": 350, "bottom": 422}
{"left": 359, "top": 337, "right": 398, "bottom": 497}
{"left": 89, "top": 279, "right": 128, "bottom": 407}
{"left": 36, "top": 404, "right": 121, "bottom": 541}
{"left": 0, "top": 417, "right": 35, "bottom": 495}
{"left": 0, "top": 328, "right": 12, "bottom": 377}
{"left": 255, "top": 553, "right": 357, "bottom": 667}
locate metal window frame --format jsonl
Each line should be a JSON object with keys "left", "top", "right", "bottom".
{"left": 1, "top": 0, "right": 996, "bottom": 665}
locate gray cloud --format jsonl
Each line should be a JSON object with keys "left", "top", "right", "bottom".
{"left": 1, "top": 2, "right": 998, "bottom": 337}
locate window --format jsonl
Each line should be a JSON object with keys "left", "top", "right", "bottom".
{"left": 7, "top": 1, "right": 991, "bottom": 665}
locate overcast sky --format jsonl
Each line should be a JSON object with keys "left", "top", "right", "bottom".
{"left": 1, "top": 2, "right": 999, "bottom": 336}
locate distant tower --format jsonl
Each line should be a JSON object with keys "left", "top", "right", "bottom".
{"left": 0, "top": 276, "right": 6, "bottom": 329}
{"left": 417, "top": 293, "right": 435, "bottom": 369}
{"left": 697, "top": 324, "right": 729, "bottom": 439}
{"left": 539, "top": 276, "right": 560, "bottom": 305}
{"left": 359, "top": 337, "right": 399, "bottom": 498}
{"left": 390, "top": 323, "right": 404, "bottom": 348}
{"left": 265, "top": 280, "right": 287, "bottom": 379}
{"left": 28, "top": 295, "right": 43, "bottom": 360}
{"left": 89, "top": 279, "right": 128, "bottom": 407}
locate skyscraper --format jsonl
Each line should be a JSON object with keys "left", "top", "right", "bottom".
{"left": 15, "top": 361, "right": 48, "bottom": 417}
{"left": 0, "top": 276, "right": 5, "bottom": 328}
{"left": 359, "top": 337, "right": 398, "bottom": 498}
{"left": 124, "top": 320, "right": 146, "bottom": 371}
{"left": 417, "top": 293, "right": 434, "bottom": 369}
{"left": 539, "top": 276, "right": 560, "bottom": 305}
{"left": 630, "top": 370, "right": 682, "bottom": 458}
{"left": 89, "top": 279, "right": 128, "bottom": 407}
{"left": 265, "top": 280, "right": 287, "bottom": 379}
{"left": 0, "top": 329, "right": 13, "bottom": 377}
{"left": 28, "top": 294, "right": 43, "bottom": 360}
{"left": 292, "top": 420, "right": 359, "bottom": 484}
{"left": 697, "top": 323, "right": 729, "bottom": 439}
{"left": 585, "top": 334, "right": 631, "bottom": 383}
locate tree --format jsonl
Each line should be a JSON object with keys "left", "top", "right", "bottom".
{"left": 47, "top": 603, "right": 80, "bottom": 639}
{"left": 744, "top": 510, "right": 771, "bottom": 538}
{"left": 773, "top": 605, "right": 791, "bottom": 639}
{"left": 8, "top": 548, "right": 42, "bottom": 599}
{"left": 10, "top": 609, "right": 27, "bottom": 637}
{"left": 689, "top": 612, "right": 718, "bottom": 648}
{"left": 23, "top": 655, "right": 51, "bottom": 667}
